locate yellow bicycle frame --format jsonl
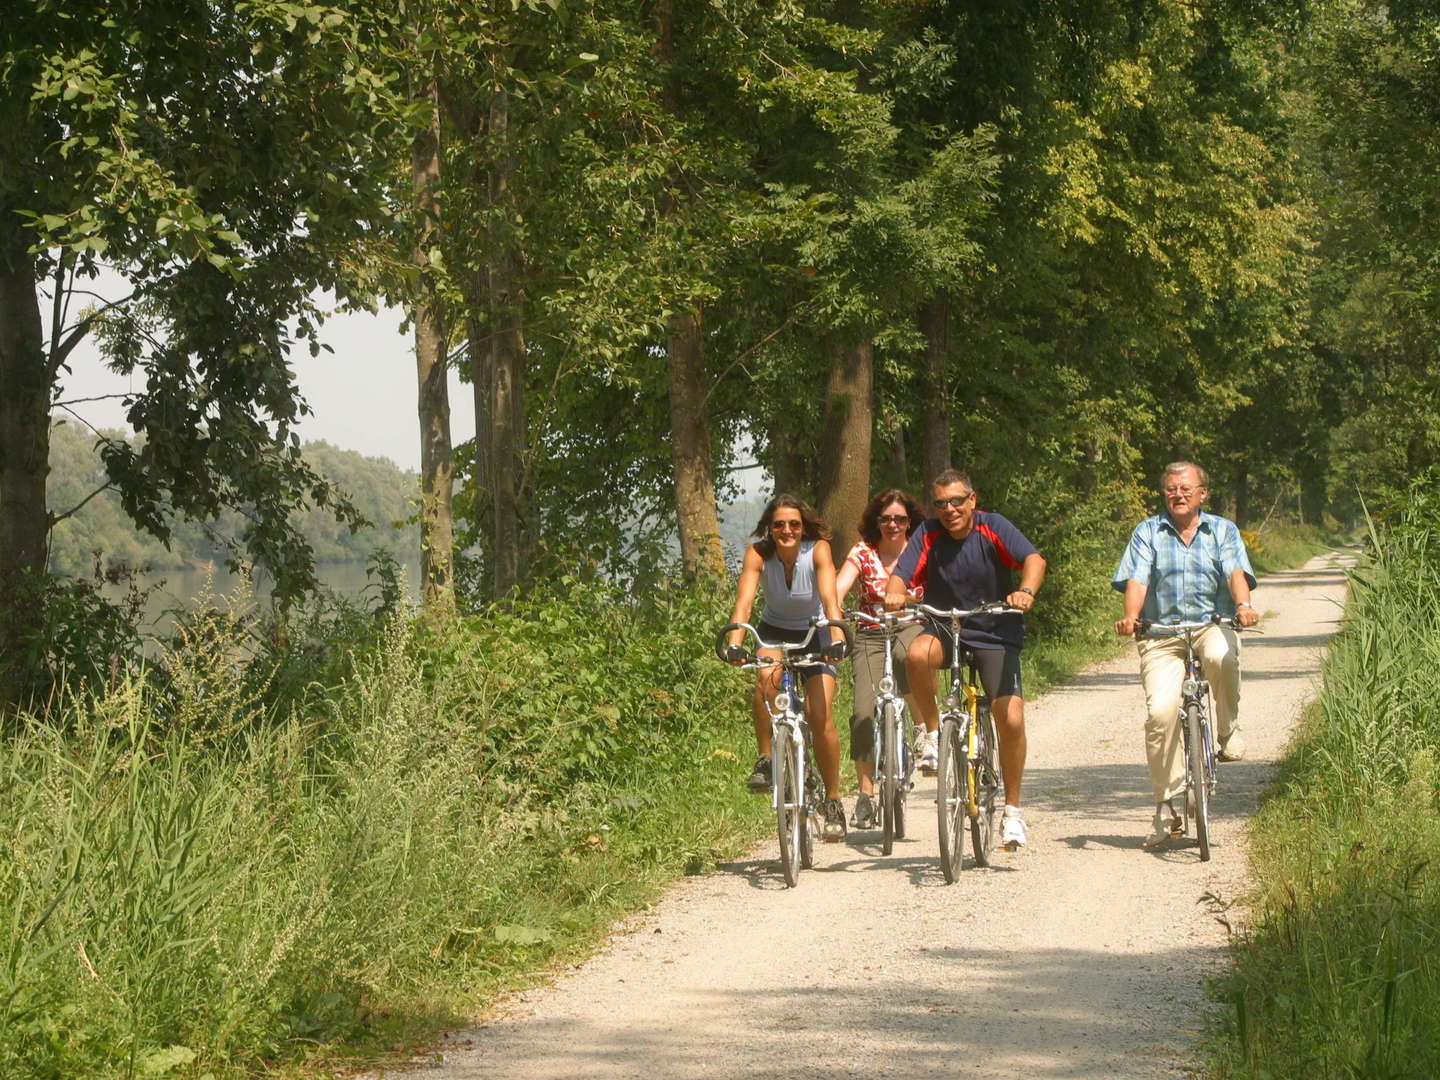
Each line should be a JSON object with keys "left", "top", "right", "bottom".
{"left": 964, "top": 680, "right": 980, "bottom": 817}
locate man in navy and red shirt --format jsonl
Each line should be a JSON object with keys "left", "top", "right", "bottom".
{"left": 884, "top": 468, "right": 1047, "bottom": 850}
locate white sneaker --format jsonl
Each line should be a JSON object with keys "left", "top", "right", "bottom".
{"left": 918, "top": 730, "right": 939, "bottom": 773}
{"left": 1001, "top": 805, "right": 1026, "bottom": 849}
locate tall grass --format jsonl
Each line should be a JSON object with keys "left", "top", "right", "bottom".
{"left": 0, "top": 579, "right": 769, "bottom": 1078}
{"left": 1207, "top": 478, "right": 1440, "bottom": 1077}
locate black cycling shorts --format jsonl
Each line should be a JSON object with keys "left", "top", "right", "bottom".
{"left": 757, "top": 620, "right": 837, "bottom": 680}
{"left": 917, "top": 624, "right": 1023, "bottom": 701}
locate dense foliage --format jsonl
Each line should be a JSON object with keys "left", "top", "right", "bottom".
{"left": 1207, "top": 476, "right": 1440, "bottom": 1076}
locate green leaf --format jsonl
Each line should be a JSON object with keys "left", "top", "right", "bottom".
{"left": 137, "top": 1046, "right": 197, "bottom": 1076}
{"left": 493, "top": 923, "right": 552, "bottom": 945}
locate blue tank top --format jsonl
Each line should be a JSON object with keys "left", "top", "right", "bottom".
{"left": 759, "top": 539, "right": 824, "bottom": 631}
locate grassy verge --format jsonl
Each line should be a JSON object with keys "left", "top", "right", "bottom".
{"left": 1245, "top": 520, "right": 1350, "bottom": 576}
{"left": 1204, "top": 483, "right": 1440, "bottom": 1077}
{"left": 0, "top": 581, "right": 772, "bottom": 1079}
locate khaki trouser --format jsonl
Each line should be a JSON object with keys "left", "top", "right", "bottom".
{"left": 1138, "top": 624, "right": 1240, "bottom": 802}
{"left": 849, "top": 623, "right": 922, "bottom": 762}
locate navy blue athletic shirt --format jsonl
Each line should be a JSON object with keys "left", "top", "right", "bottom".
{"left": 892, "top": 510, "right": 1039, "bottom": 650}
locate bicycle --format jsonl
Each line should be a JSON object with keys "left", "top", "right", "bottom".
{"left": 913, "top": 601, "right": 1024, "bottom": 883}
{"left": 1134, "top": 614, "right": 1253, "bottom": 861}
{"left": 846, "top": 608, "right": 922, "bottom": 855}
{"left": 715, "top": 617, "right": 853, "bottom": 887}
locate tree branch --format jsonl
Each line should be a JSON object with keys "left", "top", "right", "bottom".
{"left": 48, "top": 480, "right": 116, "bottom": 529}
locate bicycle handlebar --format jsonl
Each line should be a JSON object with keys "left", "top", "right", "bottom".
{"left": 912, "top": 600, "right": 1025, "bottom": 621}
{"left": 846, "top": 608, "right": 922, "bottom": 631}
{"left": 1134, "top": 613, "right": 1255, "bottom": 639}
{"left": 714, "top": 617, "right": 855, "bottom": 666}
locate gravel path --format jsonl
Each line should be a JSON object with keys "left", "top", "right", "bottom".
{"left": 376, "top": 552, "right": 1349, "bottom": 1080}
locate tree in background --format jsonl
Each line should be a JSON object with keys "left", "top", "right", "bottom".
{"left": 0, "top": 2, "right": 403, "bottom": 707}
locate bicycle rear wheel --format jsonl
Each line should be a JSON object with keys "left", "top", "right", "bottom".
{"left": 971, "top": 704, "right": 1002, "bottom": 866}
{"left": 880, "top": 701, "right": 900, "bottom": 855}
{"left": 936, "top": 717, "right": 966, "bottom": 883}
{"left": 1185, "top": 702, "right": 1211, "bottom": 861}
{"left": 775, "top": 730, "right": 803, "bottom": 886}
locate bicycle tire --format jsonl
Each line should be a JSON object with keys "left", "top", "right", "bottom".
{"left": 800, "top": 737, "right": 818, "bottom": 870}
{"left": 880, "top": 701, "right": 900, "bottom": 855}
{"left": 936, "top": 717, "right": 966, "bottom": 883}
{"left": 775, "top": 730, "right": 802, "bottom": 886}
{"left": 971, "top": 704, "right": 1002, "bottom": 866}
{"left": 1185, "top": 702, "right": 1211, "bottom": 861}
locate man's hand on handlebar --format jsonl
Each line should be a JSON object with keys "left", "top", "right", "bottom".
{"left": 821, "top": 638, "right": 849, "bottom": 662}
{"left": 1006, "top": 588, "right": 1035, "bottom": 613}
{"left": 1235, "top": 605, "right": 1260, "bottom": 629}
{"left": 1115, "top": 615, "right": 1140, "bottom": 637}
{"left": 724, "top": 643, "right": 749, "bottom": 666}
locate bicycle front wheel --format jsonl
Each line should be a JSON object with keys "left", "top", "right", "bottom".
{"left": 1185, "top": 702, "right": 1211, "bottom": 861}
{"left": 936, "top": 718, "right": 966, "bottom": 883}
{"left": 775, "top": 730, "right": 803, "bottom": 886}
{"left": 880, "top": 701, "right": 900, "bottom": 855}
{"left": 800, "top": 736, "right": 818, "bottom": 869}
{"left": 971, "top": 704, "right": 1002, "bottom": 866}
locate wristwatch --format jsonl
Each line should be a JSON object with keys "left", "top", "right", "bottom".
{"left": 1019, "top": 586, "right": 1035, "bottom": 597}
{"left": 1236, "top": 601, "right": 1253, "bottom": 609}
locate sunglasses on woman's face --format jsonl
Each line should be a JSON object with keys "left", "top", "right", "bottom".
{"left": 877, "top": 514, "right": 909, "bottom": 525}
{"left": 771, "top": 520, "right": 803, "bottom": 532}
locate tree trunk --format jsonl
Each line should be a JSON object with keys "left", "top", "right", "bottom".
{"left": 816, "top": 335, "right": 874, "bottom": 560}
{"left": 919, "top": 294, "right": 951, "bottom": 485}
{"left": 1233, "top": 462, "right": 1249, "bottom": 529}
{"left": 487, "top": 86, "right": 528, "bottom": 600}
{"left": 651, "top": 0, "right": 723, "bottom": 578}
{"left": 0, "top": 241, "right": 50, "bottom": 713}
{"left": 765, "top": 424, "right": 808, "bottom": 499}
{"left": 882, "top": 423, "right": 907, "bottom": 490}
{"left": 411, "top": 74, "right": 455, "bottom": 615}
{"left": 667, "top": 308, "right": 725, "bottom": 576}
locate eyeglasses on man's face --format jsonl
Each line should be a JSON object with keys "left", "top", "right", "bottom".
{"left": 933, "top": 493, "right": 973, "bottom": 510}
{"left": 877, "top": 514, "right": 909, "bottom": 525}
{"left": 1163, "top": 486, "right": 1203, "bottom": 497}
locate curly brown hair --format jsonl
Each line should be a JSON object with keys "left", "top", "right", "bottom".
{"left": 857, "top": 488, "right": 923, "bottom": 546}
{"left": 751, "top": 493, "right": 830, "bottom": 558}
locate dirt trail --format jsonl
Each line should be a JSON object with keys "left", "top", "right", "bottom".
{"left": 376, "top": 552, "right": 1349, "bottom": 1080}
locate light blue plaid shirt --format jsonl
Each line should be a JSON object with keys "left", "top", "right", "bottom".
{"left": 1111, "top": 511, "right": 1256, "bottom": 622}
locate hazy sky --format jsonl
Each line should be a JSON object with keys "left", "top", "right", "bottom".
{"left": 59, "top": 276, "right": 470, "bottom": 472}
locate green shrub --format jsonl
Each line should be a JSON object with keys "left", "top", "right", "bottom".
{"left": 0, "top": 575, "right": 767, "bottom": 1078}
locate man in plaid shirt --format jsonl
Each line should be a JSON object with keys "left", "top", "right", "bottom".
{"left": 1112, "top": 461, "right": 1259, "bottom": 849}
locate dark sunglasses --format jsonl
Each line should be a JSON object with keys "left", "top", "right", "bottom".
{"left": 933, "top": 493, "right": 973, "bottom": 510}
{"left": 770, "top": 520, "right": 804, "bottom": 532}
{"left": 877, "top": 514, "right": 909, "bottom": 525}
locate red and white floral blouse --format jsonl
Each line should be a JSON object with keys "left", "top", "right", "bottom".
{"left": 846, "top": 540, "right": 921, "bottom": 618}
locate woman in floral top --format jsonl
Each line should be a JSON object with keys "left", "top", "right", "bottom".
{"left": 835, "top": 487, "right": 924, "bottom": 829}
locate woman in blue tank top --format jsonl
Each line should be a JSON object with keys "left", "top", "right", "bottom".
{"left": 724, "top": 494, "right": 849, "bottom": 841}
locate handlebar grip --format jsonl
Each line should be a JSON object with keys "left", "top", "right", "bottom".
{"left": 823, "top": 618, "right": 855, "bottom": 652}
{"left": 714, "top": 622, "right": 749, "bottom": 662}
